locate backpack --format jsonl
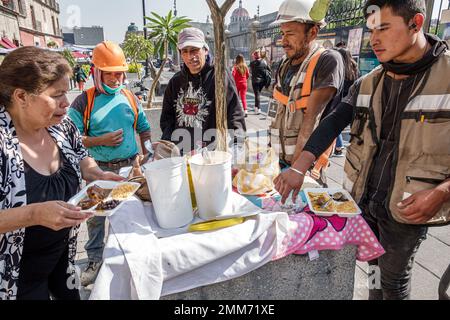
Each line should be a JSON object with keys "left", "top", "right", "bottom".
{"left": 83, "top": 87, "right": 139, "bottom": 135}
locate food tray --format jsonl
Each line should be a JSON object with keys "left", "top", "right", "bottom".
{"left": 303, "top": 188, "right": 361, "bottom": 217}
{"left": 68, "top": 180, "right": 141, "bottom": 217}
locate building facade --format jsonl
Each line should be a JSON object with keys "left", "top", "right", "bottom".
{"left": 72, "top": 26, "right": 104, "bottom": 47}
{"left": 17, "top": 0, "right": 63, "bottom": 47}
{"left": 0, "top": 0, "right": 24, "bottom": 47}
{"left": 0, "top": 0, "right": 63, "bottom": 48}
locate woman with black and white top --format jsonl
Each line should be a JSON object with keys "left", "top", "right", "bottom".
{"left": 0, "top": 47, "right": 123, "bottom": 300}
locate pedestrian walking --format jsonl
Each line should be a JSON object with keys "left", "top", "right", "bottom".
{"left": 232, "top": 54, "right": 250, "bottom": 117}
{"left": 249, "top": 49, "right": 271, "bottom": 114}
{"left": 74, "top": 64, "right": 87, "bottom": 91}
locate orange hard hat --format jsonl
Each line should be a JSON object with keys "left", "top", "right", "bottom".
{"left": 92, "top": 41, "right": 128, "bottom": 72}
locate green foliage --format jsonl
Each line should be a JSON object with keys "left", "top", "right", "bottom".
{"left": 81, "top": 64, "right": 90, "bottom": 77}
{"left": 145, "top": 10, "right": 191, "bottom": 59}
{"left": 61, "top": 49, "right": 76, "bottom": 68}
{"left": 47, "top": 40, "right": 57, "bottom": 48}
{"left": 128, "top": 62, "right": 143, "bottom": 74}
{"left": 123, "top": 33, "right": 153, "bottom": 62}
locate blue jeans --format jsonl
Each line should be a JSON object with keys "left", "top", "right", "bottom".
{"left": 84, "top": 165, "right": 121, "bottom": 263}
{"left": 84, "top": 215, "right": 106, "bottom": 263}
{"left": 336, "top": 134, "right": 343, "bottom": 149}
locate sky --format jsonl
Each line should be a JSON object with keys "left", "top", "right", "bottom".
{"left": 58, "top": 0, "right": 281, "bottom": 43}
{"left": 58, "top": 0, "right": 449, "bottom": 44}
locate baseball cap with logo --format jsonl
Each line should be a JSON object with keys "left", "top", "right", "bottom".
{"left": 177, "top": 27, "right": 209, "bottom": 51}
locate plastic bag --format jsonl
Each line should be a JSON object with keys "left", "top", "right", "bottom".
{"left": 232, "top": 139, "right": 280, "bottom": 195}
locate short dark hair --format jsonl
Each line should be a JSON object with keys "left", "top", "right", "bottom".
{"left": 363, "top": 0, "right": 426, "bottom": 24}
{"left": 0, "top": 46, "right": 72, "bottom": 107}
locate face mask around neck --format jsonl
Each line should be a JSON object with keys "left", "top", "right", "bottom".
{"left": 102, "top": 83, "right": 124, "bottom": 95}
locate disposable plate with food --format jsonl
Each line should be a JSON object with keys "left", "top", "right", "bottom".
{"left": 68, "top": 180, "right": 141, "bottom": 217}
{"left": 303, "top": 188, "right": 362, "bottom": 217}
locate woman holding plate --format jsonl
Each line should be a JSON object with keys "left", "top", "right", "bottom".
{"left": 0, "top": 47, "right": 122, "bottom": 300}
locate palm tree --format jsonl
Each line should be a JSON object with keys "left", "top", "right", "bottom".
{"left": 145, "top": 10, "right": 191, "bottom": 107}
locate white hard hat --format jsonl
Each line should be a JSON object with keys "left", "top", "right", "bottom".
{"left": 270, "top": 0, "right": 328, "bottom": 28}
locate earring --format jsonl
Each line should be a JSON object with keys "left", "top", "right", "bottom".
{"left": 409, "top": 23, "right": 417, "bottom": 31}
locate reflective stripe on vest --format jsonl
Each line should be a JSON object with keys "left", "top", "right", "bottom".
{"left": 83, "top": 87, "right": 139, "bottom": 135}
{"left": 356, "top": 94, "right": 371, "bottom": 108}
{"left": 405, "top": 94, "right": 450, "bottom": 111}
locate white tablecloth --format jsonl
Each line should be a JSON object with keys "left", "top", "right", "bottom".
{"left": 89, "top": 194, "right": 293, "bottom": 300}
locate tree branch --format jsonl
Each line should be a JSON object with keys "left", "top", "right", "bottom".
{"left": 205, "top": 0, "right": 236, "bottom": 151}
{"left": 221, "top": 0, "right": 235, "bottom": 14}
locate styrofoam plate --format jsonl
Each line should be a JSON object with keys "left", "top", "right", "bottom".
{"left": 68, "top": 180, "right": 140, "bottom": 217}
{"left": 303, "top": 188, "right": 361, "bottom": 217}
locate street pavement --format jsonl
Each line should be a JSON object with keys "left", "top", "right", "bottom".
{"left": 68, "top": 77, "right": 450, "bottom": 300}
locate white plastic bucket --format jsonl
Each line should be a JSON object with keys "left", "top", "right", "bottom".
{"left": 188, "top": 151, "right": 233, "bottom": 220}
{"left": 144, "top": 157, "right": 194, "bottom": 229}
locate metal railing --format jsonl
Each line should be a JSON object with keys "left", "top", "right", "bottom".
{"left": 324, "top": 0, "right": 365, "bottom": 30}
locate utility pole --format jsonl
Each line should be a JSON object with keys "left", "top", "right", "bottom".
{"left": 142, "top": 0, "right": 149, "bottom": 77}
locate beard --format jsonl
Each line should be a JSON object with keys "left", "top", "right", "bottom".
{"left": 284, "top": 38, "right": 311, "bottom": 62}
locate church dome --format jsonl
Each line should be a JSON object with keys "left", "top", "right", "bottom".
{"left": 231, "top": 7, "right": 249, "bottom": 18}
{"left": 127, "top": 22, "right": 139, "bottom": 32}
{"left": 231, "top": 1, "right": 250, "bottom": 23}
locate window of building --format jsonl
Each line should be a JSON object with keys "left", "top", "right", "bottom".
{"left": 42, "top": 9, "right": 46, "bottom": 22}
{"left": 51, "top": 16, "right": 56, "bottom": 35}
{"left": 17, "top": 0, "right": 25, "bottom": 15}
{"left": 30, "top": 5, "right": 37, "bottom": 30}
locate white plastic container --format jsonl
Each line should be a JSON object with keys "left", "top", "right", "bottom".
{"left": 188, "top": 151, "right": 233, "bottom": 220}
{"left": 144, "top": 157, "right": 194, "bottom": 228}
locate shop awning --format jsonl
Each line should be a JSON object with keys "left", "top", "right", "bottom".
{"left": 72, "top": 51, "right": 88, "bottom": 59}
{"left": 0, "top": 37, "right": 17, "bottom": 49}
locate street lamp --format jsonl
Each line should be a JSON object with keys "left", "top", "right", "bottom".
{"left": 142, "top": 0, "right": 149, "bottom": 77}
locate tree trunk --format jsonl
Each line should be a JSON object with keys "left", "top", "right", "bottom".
{"left": 206, "top": 0, "right": 236, "bottom": 152}
{"left": 146, "top": 42, "right": 168, "bottom": 108}
{"left": 148, "top": 60, "right": 157, "bottom": 79}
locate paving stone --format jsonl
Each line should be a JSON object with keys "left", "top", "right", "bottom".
{"left": 428, "top": 225, "right": 450, "bottom": 246}
{"left": 415, "top": 235, "right": 450, "bottom": 279}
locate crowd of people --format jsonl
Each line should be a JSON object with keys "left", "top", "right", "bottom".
{"left": 0, "top": 0, "right": 448, "bottom": 301}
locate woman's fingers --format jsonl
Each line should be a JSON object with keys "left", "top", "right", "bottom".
{"left": 57, "top": 201, "right": 80, "bottom": 211}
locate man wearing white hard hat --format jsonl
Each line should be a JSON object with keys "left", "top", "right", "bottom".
{"left": 269, "top": 0, "right": 344, "bottom": 186}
